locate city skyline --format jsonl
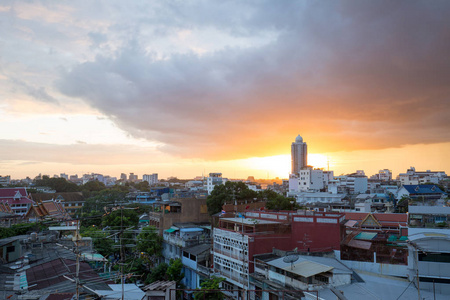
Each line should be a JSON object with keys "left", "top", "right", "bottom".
{"left": 1, "top": 1, "right": 449, "bottom": 179}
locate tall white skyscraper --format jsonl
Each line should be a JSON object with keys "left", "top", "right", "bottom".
{"left": 291, "top": 135, "right": 307, "bottom": 174}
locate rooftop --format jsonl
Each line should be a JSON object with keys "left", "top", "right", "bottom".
{"left": 221, "top": 217, "right": 282, "bottom": 225}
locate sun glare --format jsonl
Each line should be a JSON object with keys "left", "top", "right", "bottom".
{"left": 308, "top": 154, "right": 329, "bottom": 170}
{"left": 243, "top": 155, "right": 291, "bottom": 178}
{"left": 242, "top": 153, "right": 331, "bottom": 179}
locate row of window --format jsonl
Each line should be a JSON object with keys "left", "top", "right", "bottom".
{"left": 214, "top": 256, "right": 248, "bottom": 274}
{"left": 214, "top": 234, "right": 249, "bottom": 251}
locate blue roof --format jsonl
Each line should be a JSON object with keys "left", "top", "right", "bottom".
{"left": 402, "top": 185, "right": 443, "bottom": 194}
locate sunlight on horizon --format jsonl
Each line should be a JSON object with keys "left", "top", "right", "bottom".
{"left": 242, "top": 153, "right": 331, "bottom": 178}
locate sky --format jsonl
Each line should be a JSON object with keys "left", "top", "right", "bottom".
{"left": 1, "top": 0, "right": 449, "bottom": 180}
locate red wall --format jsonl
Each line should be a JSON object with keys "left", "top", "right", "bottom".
{"left": 291, "top": 221, "right": 342, "bottom": 252}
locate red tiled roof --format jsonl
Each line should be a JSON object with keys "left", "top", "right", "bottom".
{"left": 345, "top": 212, "right": 407, "bottom": 222}
{"left": 345, "top": 212, "right": 408, "bottom": 227}
{"left": 0, "top": 188, "right": 28, "bottom": 198}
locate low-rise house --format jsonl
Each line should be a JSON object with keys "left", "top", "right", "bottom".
{"left": 142, "top": 281, "right": 176, "bottom": 300}
{"left": 181, "top": 244, "right": 211, "bottom": 297}
{"left": 162, "top": 223, "right": 211, "bottom": 262}
{"left": 0, "top": 235, "right": 27, "bottom": 264}
{"left": 409, "top": 206, "right": 450, "bottom": 228}
{"left": 251, "top": 251, "right": 352, "bottom": 298}
{"left": 397, "top": 184, "right": 445, "bottom": 203}
{"left": 148, "top": 194, "right": 209, "bottom": 234}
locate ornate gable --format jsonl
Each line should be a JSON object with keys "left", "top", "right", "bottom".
{"left": 360, "top": 213, "right": 381, "bottom": 227}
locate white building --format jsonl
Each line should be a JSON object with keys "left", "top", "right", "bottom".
{"left": 370, "top": 169, "right": 392, "bottom": 181}
{"left": 335, "top": 171, "right": 368, "bottom": 194}
{"left": 398, "top": 167, "right": 447, "bottom": 185}
{"left": 291, "top": 135, "right": 307, "bottom": 174}
{"left": 213, "top": 227, "right": 249, "bottom": 292}
{"left": 289, "top": 168, "right": 334, "bottom": 195}
{"left": 295, "top": 191, "right": 346, "bottom": 204}
{"left": 206, "top": 173, "right": 228, "bottom": 195}
{"left": 0, "top": 175, "right": 11, "bottom": 186}
{"left": 143, "top": 173, "right": 159, "bottom": 185}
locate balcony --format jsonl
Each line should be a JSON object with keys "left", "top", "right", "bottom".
{"left": 163, "top": 233, "right": 211, "bottom": 248}
{"left": 213, "top": 247, "right": 245, "bottom": 261}
{"left": 216, "top": 269, "right": 248, "bottom": 286}
{"left": 197, "top": 264, "right": 212, "bottom": 276}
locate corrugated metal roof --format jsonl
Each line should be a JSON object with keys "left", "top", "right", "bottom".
{"left": 267, "top": 257, "right": 335, "bottom": 278}
{"left": 283, "top": 260, "right": 333, "bottom": 278}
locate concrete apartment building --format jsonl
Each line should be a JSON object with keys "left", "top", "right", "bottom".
{"left": 398, "top": 167, "right": 447, "bottom": 185}
{"left": 147, "top": 193, "right": 210, "bottom": 234}
{"left": 143, "top": 173, "right": 159, "bottom": 185}
{"left": 212, "top": 210, "right": 345, "bottom": 295}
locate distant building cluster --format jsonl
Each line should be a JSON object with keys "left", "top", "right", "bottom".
{"left": 0, "top": 134, "right": 449, "bottom": 299}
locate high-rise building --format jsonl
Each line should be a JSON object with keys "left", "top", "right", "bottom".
{"left": 291, "top": 134, "right": 307, "bottom": 174}
{"left": 143, "top": 173, "right": 158, "bottom": 185}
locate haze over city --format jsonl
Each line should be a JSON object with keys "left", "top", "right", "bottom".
{"left": 1, "top": 1, "right": 449, "bottom": 179}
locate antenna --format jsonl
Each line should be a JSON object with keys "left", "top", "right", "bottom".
{"left": 283, "top": 251, "right": 300, "bottom": 270}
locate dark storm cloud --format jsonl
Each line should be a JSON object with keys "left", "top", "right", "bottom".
{"left": 58, "top": 1, "right": 450, "bottom": 159}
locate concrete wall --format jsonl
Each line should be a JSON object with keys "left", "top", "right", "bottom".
{"left": 336, "top": 250, "right": 408, "bottom": 277}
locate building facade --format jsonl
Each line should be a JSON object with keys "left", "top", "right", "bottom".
{"left": 212, "top": 211, "right": 345, "bottom": 294}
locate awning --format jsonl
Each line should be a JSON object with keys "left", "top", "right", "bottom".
{"left": 180, "top": 228, "right": 203, "bottom": 233}
{"left": 165, "top": 227, "right": 179, "bottom": 233}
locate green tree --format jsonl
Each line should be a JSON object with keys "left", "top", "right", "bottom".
{"left": 147, "top": 262, "right": 168, "bottom": 283}
{"left": 194, "top": 276, "right": 225, "bottom": 300}
{"left": 83, "top": 189, "right": 127, "bottom": 212}
{"left": 261, "top": 190, "right": 298, "bottom": 211}
{"left": 82, "top": 180, "right": 106, "bottom": 196}
{"left": 0, "top": 222, "right": 47, "bottom": 239}
{"left": 397, "top": 195, "right": 410, "bottom": 213}
{"left": 136, "top": 226, "right": 163, "bottom": 265}
{"left": 80, "top": 227, "right": 114, "bottom": 257}
{"left": 102, "top": 208, "right": 139, "bottom": 228}
{"left": 135, "top": 181, "right": 150, "bottom": 191}
{"left": 35, "top": 176, "right": 80, "bottom": 192}
{"left": 80, "top": 210, "right": 103, "bottom": 228}
{"left": 207, "top": 181, "right": 258, "bottom": 215}
{"left": 167, "top": 258, "right": 184, "bottom": 285}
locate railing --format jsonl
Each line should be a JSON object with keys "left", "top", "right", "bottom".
{"left": 217, "top": 269, "right": 247, "bottom": 285}
{"left": 197, "top": 265, "right": 212, "bottom": 276}
{"left": 213, "top": 247, "right": 245, "bottom": 261}
{"left": 164, "top": 234, "right": 211, "bottom": 248}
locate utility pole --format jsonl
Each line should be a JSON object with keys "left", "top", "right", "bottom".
{"left": 120, "top": 205, "right": 125, "bottom": 300}
{"left": 75, "top": 220, "right": 80, "bottom": 300}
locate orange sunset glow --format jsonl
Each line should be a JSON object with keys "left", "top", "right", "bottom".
{"left": 0, "top": 1, "right": 448, "bottom": 180}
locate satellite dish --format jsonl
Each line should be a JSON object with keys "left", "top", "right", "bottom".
{"left": 283, "top": 252, "right": 300, "bottom": 270}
